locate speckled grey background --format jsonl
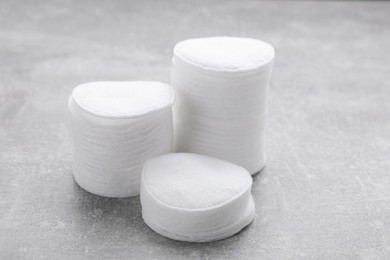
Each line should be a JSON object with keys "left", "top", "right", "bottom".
{"left": 1, "top": 0, "right": 390, "bottom": 259}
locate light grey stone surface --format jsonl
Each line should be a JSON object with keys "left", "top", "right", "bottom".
{"left": 0, "top": 0, "right": 389, "bottom": 259}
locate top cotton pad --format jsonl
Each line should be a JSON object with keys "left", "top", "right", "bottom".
{"left": 141, "top": 153, "right": 255, "bottom": 242}
{"left": 174, "top": 36, "right": 274, "bottom": 72}
{"left": 69, "top": 81, "right": 175, "bottom": 198}
{"left": 72, "top": 81, "right": 175, "bottom": 118}
{"left": 172, "top": 37, "right": 275, "bottom": 174}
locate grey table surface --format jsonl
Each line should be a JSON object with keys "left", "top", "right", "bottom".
{"left": 1, "top": 0, "right": 389, "bottom": 259}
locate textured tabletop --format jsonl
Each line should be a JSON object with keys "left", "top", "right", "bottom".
{"left": 1, "top": 0, "right": 389, "bottom": 259}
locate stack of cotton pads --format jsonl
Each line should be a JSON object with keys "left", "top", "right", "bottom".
{"left": 141, "top": 153, "right": 255, "bottom": 242}
{"left": 172, "top": 37, "right": 275, "bottom": 174}
{"left": 68, "top": 81, "right": 175, "bottom": 197}
{"left": 68, "top": 37, "right": 275, "bottom": 242}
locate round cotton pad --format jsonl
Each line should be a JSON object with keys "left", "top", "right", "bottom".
{"left": 72, "top": 81, "right": 175, "bottom": 118}
{"left": 69, "top": 81, "right": 175, "bottom": 198}
{"left": 141, "top": 153, "right": 255, "bottom": 242}
{"left": 174, "top": 37, "right": 274, "bottom": 72}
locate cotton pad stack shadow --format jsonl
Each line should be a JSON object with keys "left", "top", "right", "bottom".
{"left": 172, "top": 37, "right": 275, "bottom": 174}
{"left": 68, "top": 81, "right": 175, "bottom": 197}
{"left": 141, "top": 153, "right": 255, "bottom": 242}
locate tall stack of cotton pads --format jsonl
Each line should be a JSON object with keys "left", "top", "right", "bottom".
{"left": 68, "top": 81, "right": 175, "bottom": 197}
{"left": 172, "top": 37, "right": 275, "bottom": 174}
{"left": 141, "top": 153, "right": 255, "bottom": 242}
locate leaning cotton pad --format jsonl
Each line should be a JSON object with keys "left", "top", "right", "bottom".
{"left": 141, "top": 153, "right": 255, "bottom": 242}
{"left": 68, "top": 81, "right": 175, "bottom": 197}
{"left": 172, "top": 37, "right": 275, "bottom": 174}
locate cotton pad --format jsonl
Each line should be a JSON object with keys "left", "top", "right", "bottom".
{"left": 141, "top": 153, "right": 255, "bottom": 242}
{"left": 68, "top": 81, "right": 175, "bottom": 197}
{"left": 172, "top": 37, "right": 275, "bottom": 174}
{"left": 174, "top": 37, "right": 274, "bottom": 72}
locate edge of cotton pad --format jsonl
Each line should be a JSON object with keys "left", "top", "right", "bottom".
{"left": 142, "top": 195, "right": 255, "bottom": 242}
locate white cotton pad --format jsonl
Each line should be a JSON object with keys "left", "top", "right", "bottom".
{"left": 172, "top": 37, "right": 275, "bottom": 174}
{"left": 68, "top": 81, "right": 175, "bottom": 197}
{"left": 174, "top": 37, "right": 274, "bottom": 72}
{"left": 141, "top": 153, "right": 255, "bottom": 242}
{"left": 72, "top": 81, "right": 174, "bottom": 119}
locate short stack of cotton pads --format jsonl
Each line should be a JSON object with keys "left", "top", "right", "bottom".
{"left": 141, "top": 153, "right": 255, "bottom": 242}
{"left": 172, "top": 37, "right": 275, "bottom": 174}
{"left": 68, "top": 81, "right": 175, "bottom": 197}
